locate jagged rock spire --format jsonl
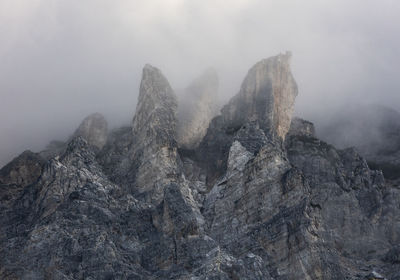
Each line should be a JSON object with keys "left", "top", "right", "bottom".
{"left": 177, "top": 67, "right": 219, "bottom": 148}
{"left": 221, "top": 52, "right": 298, "bottom": 140}
{"left": 73, "top": 112, "right": 108, "bottom": 149}
{"left": 197, "top": 53, "right": 298, "bottom": 185}
{"left": 130, "top": 64, "right": 180, "bottom": 202}
{"left": 132, "top": 64, "right": 177, "bottom": 146}
{"left": 1, "top": 55, "right": 400, "bottom": 280}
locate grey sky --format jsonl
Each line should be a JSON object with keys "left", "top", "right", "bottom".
{"left": 1, "top": 0, "right": 400, "bottom": 167}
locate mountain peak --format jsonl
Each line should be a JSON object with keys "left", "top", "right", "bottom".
{"left": 132, "top": 64, "right": 177, "bottom": 146}
{"left": 221, "top": 52, "right": 298, "bottom": 140}
{"left": 73, "top": 113, "right": 108, "bottom": 149}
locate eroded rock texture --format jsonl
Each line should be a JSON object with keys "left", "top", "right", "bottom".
{"left": 287, "top": 117, "right": 316, "bottom": 138}
{"left": 197, "top": 53, "right": 298, "bottom": 185}
{"left": 1, "top": 54, "right": 400, "bottom": 279}
{"left": 221, "top": 51, "right": 297, "bottom": 140}
{"left": 130, "top": 64, "right": 182, "bottom": 203}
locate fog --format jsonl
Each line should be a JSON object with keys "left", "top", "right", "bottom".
{"left": 1, "top": 0, "right": 400, "bottom": 167}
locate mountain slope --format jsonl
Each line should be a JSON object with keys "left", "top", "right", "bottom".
{"left": 1, "top": 54, "right": 400, "bottom": 279}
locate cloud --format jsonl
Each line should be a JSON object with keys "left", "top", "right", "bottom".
{"left": 1, "top": 0, "right": 399, "bottom": 167}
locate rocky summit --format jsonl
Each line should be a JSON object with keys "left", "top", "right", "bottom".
{"left": 1, "top": 53, "right": 400, "bottom": 280}
{"left": 73, "top": 113, "right": 108, "bottom": 150}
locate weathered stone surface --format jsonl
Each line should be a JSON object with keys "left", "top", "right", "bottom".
{"left": 284, "top": 129, "right": 400, "bottom": 279}
{"left": 0, "top": 150, "right": 44, "bottom": 210}
{"left": 221, "top": 52, "right": 298, "bottom": 140}
{"left": 197, "top": 53, "right": 298, "bottom": 186}
{"left": 0, "top": 150, "right": 44, "bottom": 188}
{"left": 1, "top": 55, "right": 400, "bottom": 279}
{"left": 288, "top": 117, "right": 316, "bottom": 138}
{"left": 130, "top": 64, "right": 181, "bottom": 203}
{"left": 132, "top": 65, "right": 178, "bottom": 148}
{"left": 73, "top": 112, "right": 108, "bottom": 149}
{"left": 177, "top": 68, "right": 219, "bottom": 149}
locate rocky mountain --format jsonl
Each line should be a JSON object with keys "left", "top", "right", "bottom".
{"left": 1, "top": 53, "right": 400, "bottom": 279}
{"left": 195, "top": 52, "right": 298, "bottom": 186}
{"left": 318, "top": 104, "right": 400, "bottom": 185}
{"left": 73, "top": 113, "right": 108, "bottom": 150}
{"left": 221, "top": 52, "right": 297, "bottom": 140}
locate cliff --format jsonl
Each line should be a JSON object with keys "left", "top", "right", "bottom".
{"left": 0, "top": 54, "right": 399, "bottom": 279}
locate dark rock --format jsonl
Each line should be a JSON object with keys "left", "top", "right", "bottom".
{"left": 197, "top": 53, "right": 297, "bottom": 186}
{"left": 1, "top": 54, "right": 400, "bottom": 279}
{"left": 0, "top": 150, "right": 44, "bottom": 188}
{"left": 288, "top": 117, "right": 316, "bottom": 138}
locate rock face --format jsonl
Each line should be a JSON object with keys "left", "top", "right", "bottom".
{"left": 197, "top": 53, "right": 298, "bottom": 185}
{"left": 73, "top": 112, "right": 108, "bottom": 149}
{"left": 130, "top": 64, "right": 181, "bottom": 202}
{"left": 1, "top": 55, "right": 400, "bottom": 279}
{"left": 132, "top": 65, "right": 177, "bottom": 147}
{"left": 0, "top": 151, "right": 45, "bottom": 210}
{"left": 177, "top": 68, "right": 219, "bottom": 149}
{"left": 0, "top": 151, "right": 44, "bottom": 188}
{"left": 221, "top": 51, "right": 297, "bottom": 140}
{"left": 287, "top": 117, "right": 316, "bottom": 138}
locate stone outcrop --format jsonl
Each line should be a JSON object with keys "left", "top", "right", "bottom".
{"left": 0, "top": 150, "right": 44, "bottom": 188}
{"left": 287, "top": 117, "right": 316, "bottom": 137}
{"left": 130, "top": 64, "right": 181, "bottom": 202}
{"left": 73, "top": 112, "right": 108, "bottom": 149}
{"left": 132, "top": 65, "right": 178, "bottom": 148}
{"left": 177, "top": 68, "right": 219, "bottom": 149}
{"left": 197, "top": 53, "right": 298, "bottom": 185}
{"left": 221, "top": 51, "right": 297, "bottom": 139}
{"left": 284, "top": 128, "right": 399, "bottom": 279}
{"left": 1, "top": 54, "right": 400, "bottom": 279}
{"left": 0, "top": 150, "right": 44, "bottom": 210}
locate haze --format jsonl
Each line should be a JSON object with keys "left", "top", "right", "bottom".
{"left": 1, "top": 0, "right": 400, "bottom": 167}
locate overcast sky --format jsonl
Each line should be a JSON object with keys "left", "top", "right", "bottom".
{"left": 1, "top": 0, "right": 400, "bottom": 167}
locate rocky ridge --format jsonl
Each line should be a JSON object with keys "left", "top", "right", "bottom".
{"left": 318, "top": 104, "right": 400, "bottom": 185}
{"left": 0, "top": 53, "right": 399, "bottom": 279}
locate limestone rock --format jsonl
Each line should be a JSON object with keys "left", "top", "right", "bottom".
{"left": 130, "top": 64, "right": 180, "bottom": 202}
{"left": 1, "top": 55, "right": 400, "bottom": 279}
{"left": 226, "top": 140, "right": 254, "bottom": 177}
{"left": 73, "top": 112, "right": 108, "bottom": 149}
{"left": 221, "top": 52, "right": 298, "bottom": 140}
{"left": 177, "top": 68, "right": 219, "bottom": 148}
{"left": 288, "top": 117, "right": 316, "bottom": 137}
{"left": 132, "top": 64, "right": 177, "bottom": 146}
{"left": 197, "top": 53, "right": 298, "bottom": 186}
